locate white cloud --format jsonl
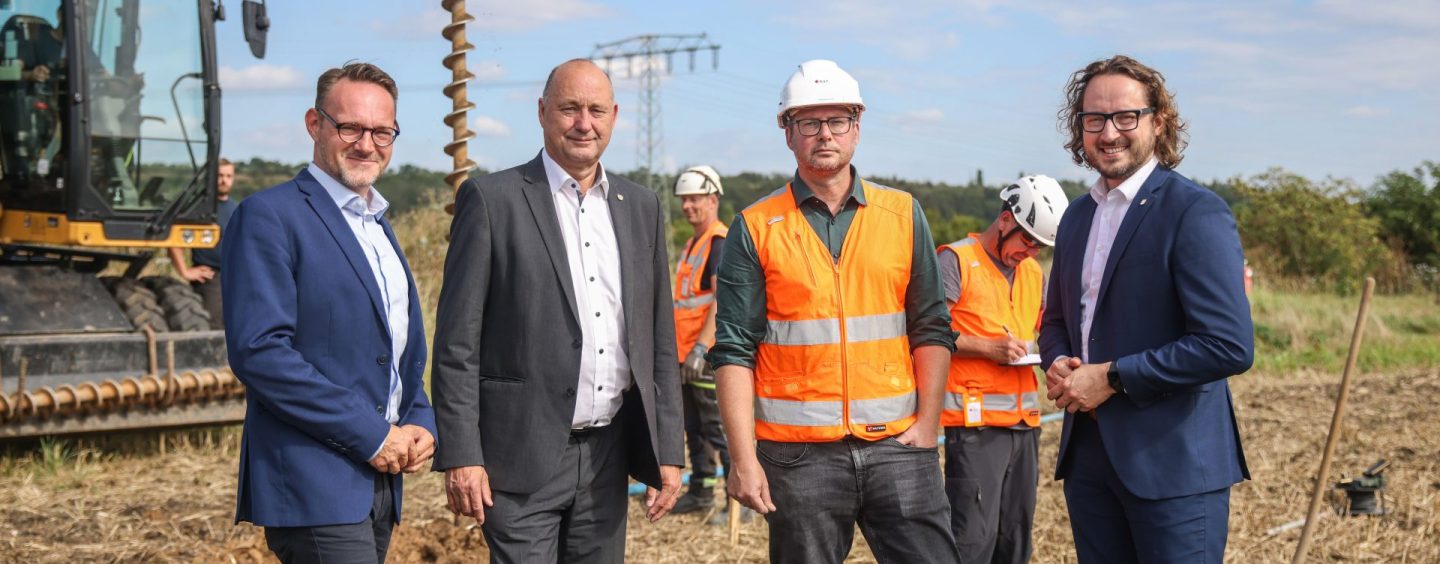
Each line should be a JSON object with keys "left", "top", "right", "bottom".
{"left": 472, "top": 60, "right": 507, "bottom": 81}
{"left": 377, "top": 1, "right": 612, "bottom": 39}
{"left": 1344, "top": 106, "right": 1391, "bottom": 118}
{"left": 219, "top": 64, "right": 305, "bottom": 91}
{"left": 892, "top": 108, "right": 945, "bottom": 124}
{"left": 471, "top": 116, "right": 513, "bottom": 137}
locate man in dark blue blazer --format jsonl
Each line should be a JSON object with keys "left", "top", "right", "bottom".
{"left": 222, "top": 62, "right": 435, "bottom": 564}
{"left": 1039, "top": 55, "right": 1254, "bottom": 564}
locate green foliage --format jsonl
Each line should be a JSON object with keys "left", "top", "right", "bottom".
{"left": 1367, "top": 162, "right": 1440, "bottom": 280}
{"left": 1232, "top": 168, "right": 1394, "bottom": 294}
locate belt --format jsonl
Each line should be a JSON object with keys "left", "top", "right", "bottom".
{"left": 570, "top": 425, "right": 607, "bottom": 438}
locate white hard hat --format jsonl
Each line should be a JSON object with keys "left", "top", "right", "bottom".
{"left": 999, "top": 175, "right": 1070, "bottom": 247}
{"left": 674, "top": 165, "right": 723, "bottom": 196}
{"left": 776, "top": 59, "right": 865, "bottom": 128}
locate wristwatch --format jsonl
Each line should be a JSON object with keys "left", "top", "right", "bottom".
{"left": 1106, "top": 363, "right": 1125, "bottom": 394}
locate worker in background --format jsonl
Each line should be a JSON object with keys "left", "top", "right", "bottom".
{"left": 169, "top": 158, "right": 236, "bottom": 328}
{"left": 938, "top": 175, "right": 1069, "bottom": 563}
{"left": 668, "top": 165, "right": 734, "bottom": 519}
{"left": 710, "top": 59, "right": 960, "bottom": 563}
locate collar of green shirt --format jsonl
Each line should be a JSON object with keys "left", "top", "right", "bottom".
{"left": 790, "top": 165, "right": 867, "bottom": 209}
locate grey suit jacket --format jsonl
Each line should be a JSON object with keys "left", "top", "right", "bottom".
{"left": 431, "top": 152, "right": 684, "bottom": 494}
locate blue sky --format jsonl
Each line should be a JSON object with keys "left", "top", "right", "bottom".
{"left": 214, "top": 0, "right": 1440, "bottom": 188}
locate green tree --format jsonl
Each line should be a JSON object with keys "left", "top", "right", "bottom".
{"left": 1367, "top": 161, "right": 1440, "bottom": 269}
{"left": 1232, "top": 168, "right": 1393, "bottom": 293}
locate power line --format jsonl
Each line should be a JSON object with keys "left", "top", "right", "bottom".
{"left": 590, "top": 33, "right": 721, "bottom": 204}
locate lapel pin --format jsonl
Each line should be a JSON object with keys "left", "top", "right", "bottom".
{"left": 617, "top": 194, "right": 625, "bottom": 201}
{"left": 1139, "top": 198, "right": 1148, "bottom": 206}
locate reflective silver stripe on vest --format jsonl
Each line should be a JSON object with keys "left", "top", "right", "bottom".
{"left": 845, "top": 312, "right": 906, "bottom": 343}
{"left": 763, "top": 318, "right": 841, "bottom": 346}
{"left": 850, "top": 392, "right": 917, "bottom": 425}
{"left": 754, "top": 397, "right": 843, "bottom": 427}
{"left": 763, "top": 312, "right": 905, "bottom": 346}
{"left": 943, "top": 391, "right": 1040, "bottom": 413}
{"left": 674, "top": 294, "right": 715, "bottom": 309}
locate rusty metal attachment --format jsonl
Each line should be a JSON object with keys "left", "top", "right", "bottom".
{"left": 441, "top": 0, "right": 477, "bottom": 211}
{"left": 0, "top": 367, "right": 244, "bottom": 438}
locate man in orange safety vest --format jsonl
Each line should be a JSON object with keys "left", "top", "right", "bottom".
{"left": 939, "top": 175, "right": 1069, "bottom": 563}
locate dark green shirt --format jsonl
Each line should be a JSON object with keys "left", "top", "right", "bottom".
{"left": 708, "top": 168, "right": 956, "bottom": 369}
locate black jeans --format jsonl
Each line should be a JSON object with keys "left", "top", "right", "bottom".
{"left": 758, "top": 436, "right": 959, "bottom": 564}
{"left": 682, "top": 380, "right": 730, "bottom": 491}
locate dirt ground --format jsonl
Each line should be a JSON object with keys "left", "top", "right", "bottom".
{"left": 2, "top": 367, "right": 1437, "bottom": 563}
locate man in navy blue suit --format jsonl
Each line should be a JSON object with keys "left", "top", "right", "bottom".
{"left": 1039, "top": 55, "right": 1254, "bottom": 564}
{"left": 222, "top": 62, "right": 435, "bottom": 564}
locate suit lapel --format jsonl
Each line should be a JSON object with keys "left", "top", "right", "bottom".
{"left": 519, "top": 154, "right": 581, "bottom": 325}
{"left": 607, "top": 180, "right": 639, "bottom": 340}
{"left": 1096, "top": 167, "right": 1169, "bottom": 309}
{"left": 1063, "top": 197, "right": 1097, "bottom": 346}
{"left": 298, "top": 170, "right": 387, "bottom": 327}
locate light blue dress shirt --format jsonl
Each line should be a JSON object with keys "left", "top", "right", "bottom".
{"left": 308, "top": 163, "right": 410, "bottom": 458}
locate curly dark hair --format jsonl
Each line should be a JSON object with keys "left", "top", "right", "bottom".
{"left": 1059, "top": 55, "right": 1188, "bottom": 170}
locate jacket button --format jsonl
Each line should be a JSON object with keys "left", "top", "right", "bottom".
{"left": 376, "top": 405, "right": 384, "bottom": 413}
{"left": 572, "top": 340, "right": 581, "bottom": 349}
{"left": 565, "top": 388, "right": 576, "bottom": 397}
{"left": 376, "top": 355, "right": 389, "bottom": 365}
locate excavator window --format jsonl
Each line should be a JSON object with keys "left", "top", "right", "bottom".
{"left": 0, "top": 1, "right": 65, "bottom": 212}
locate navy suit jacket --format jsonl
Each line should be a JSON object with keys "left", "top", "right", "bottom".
{"left": 222, "top": 169, "right": 436, "bottom": 526}
{"left": 1039, "top": 166, "right": 1254, "bottom": 500}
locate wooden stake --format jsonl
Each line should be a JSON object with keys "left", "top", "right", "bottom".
{"left": 1292, "top": 277, "right": 1375, "bottom": 564}
{"left": 728, "top": 498, "right": 741, "bottom": 546}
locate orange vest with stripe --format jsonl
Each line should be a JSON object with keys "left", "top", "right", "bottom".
{"left": 940, "top": 236, "right": 1043, "bottom": 428}
{"left": 674, "top": 220, "right": 728, "bottom": 355}
{"left": 743, "top": 181, "right": 917, "bottom": 443}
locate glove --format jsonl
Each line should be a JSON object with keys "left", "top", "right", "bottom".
{"left": 681, "top": 344, "right": 708, "bottom": 384}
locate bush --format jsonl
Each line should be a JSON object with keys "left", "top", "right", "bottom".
{"left": 1232, "top": 168, "right": 1395, "bottom": 294}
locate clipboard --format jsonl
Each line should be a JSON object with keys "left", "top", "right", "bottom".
{"left": 1003, "top": 353, "right": 1041, "bottom": 366}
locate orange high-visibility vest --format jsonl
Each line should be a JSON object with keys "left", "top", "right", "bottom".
{"left": 940, "top": 236, "right": 1043, "bottom": 428}
{"left": 674, "top": 220, "right": 728, "bottom": 355}
{"left": 743, "top": 181, "right": 918, "bottom": 442}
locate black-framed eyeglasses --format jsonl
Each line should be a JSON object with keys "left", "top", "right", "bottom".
{"left": 791, "top": 116, "right": 855, "bottom": 136}
{"left": 1077, "top": 107, "right": 1154, "bottom": 133}
{"left": 315, "top": 107, "right": 400, "bottom": 147}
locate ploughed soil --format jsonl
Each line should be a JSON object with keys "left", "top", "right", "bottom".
{"left": 2, "top": 368, "right": 1437, "bottom": 563}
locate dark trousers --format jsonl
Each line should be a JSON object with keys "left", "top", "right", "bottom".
{"left": 481, "top": 422, "right": 629, "bottom": 563}
{"left": 192, "top": 271, "right": 223, "bottom": 329}
{"left": 1063, "top": 414, "right": 1230, "bottom": 564}
{"left": 681, "top": 381, "right": 729, "bottom": 491}
{"left": 263, "top": 473, "right": 394, "bottom": 564}
{"left": 758, "top": 436, "right": 959, "bottom": 564}
{"left": 944, "top": 426, "right": 1039, "bottom": 564}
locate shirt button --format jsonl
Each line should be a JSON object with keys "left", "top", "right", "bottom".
{"left": 598, "top": 348, "right": 605, "bottom": 355}
{"left": 589, "top": 277, "right": 595, "bottom": 282}
{"left": 595, "top": 312, "right": 601, "bottom": 317}
{"left": 585, "top": 242, "right": 591, "bottom": 248}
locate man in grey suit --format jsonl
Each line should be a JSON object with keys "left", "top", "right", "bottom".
{"left": 432, "top": 58, "right": 684, "bottom": 563}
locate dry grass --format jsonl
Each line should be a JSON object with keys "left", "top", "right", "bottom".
{"left": 2, "top": 367, "right": 1437, "bottom": 563}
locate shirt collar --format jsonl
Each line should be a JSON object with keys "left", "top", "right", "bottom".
{"left": 540, "top": 148, "right": 609, "bottom": 199}
{"left": 1089, "top": 156, "right": 1158, "bottom": 205}
{"left": 309, "top": 162, "right": 390, "bottom": 219}
{"left": 790, "top": 165, "right": 866, "bottom": 208}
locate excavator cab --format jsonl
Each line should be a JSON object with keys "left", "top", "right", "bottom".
{"left": 0, "top": 0, "right": 266, "bottom": 439}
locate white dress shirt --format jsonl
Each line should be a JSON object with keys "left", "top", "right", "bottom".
{"left": 540, "top": 150, "right": 631, "bottom": 429}
{"left": 309, "top": 163, "right": 409, "bottom": 432}
{"left": 1079, "top": 157, "right": 1158, "bottom": 362}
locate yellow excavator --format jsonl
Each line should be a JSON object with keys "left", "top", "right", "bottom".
{"left": 0, "top": 0, "right": 269, "bottom": 439}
